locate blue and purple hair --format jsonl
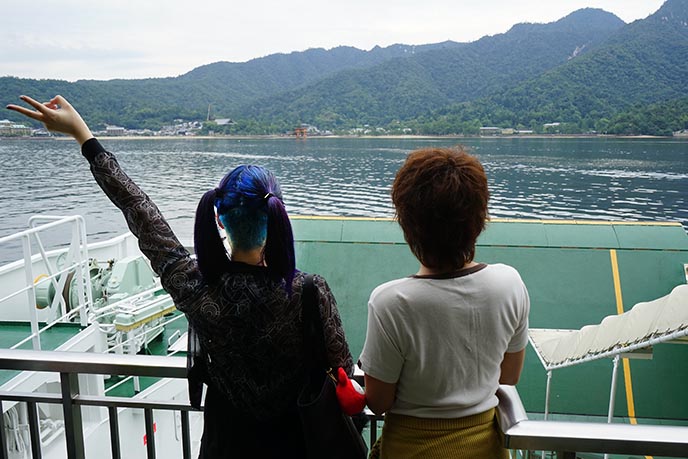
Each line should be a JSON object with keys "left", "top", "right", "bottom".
{"left": 193, "top": 165, "right": 296, "bottom": 291}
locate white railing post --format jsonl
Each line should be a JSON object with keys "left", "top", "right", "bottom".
{"left": 72, "top": 218, "right": 90, "bottom": 327}
{"left": 541, "top": 370, "right": 553, "bottom": 459}
{"left": 21, "top": 235, "right": 41, "bottom": 350}
{"left": 78, "top": 217, "right": 93, "bottom": 326}
{"left": 603, "top": 355, "right": 621, "bottom": 459}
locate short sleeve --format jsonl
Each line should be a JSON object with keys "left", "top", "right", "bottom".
{"left": 506, "top": 281, "right": 531, "bottom": 353}
{"left": 358, "top": 301, "right": 404, "bottom": 384}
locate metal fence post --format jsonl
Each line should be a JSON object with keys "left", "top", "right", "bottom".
{"left": 0, "top": 401, "right": 6, "bottom": 459}
{"left": 180, "top": 410, "right": 191, "bottom": 459}
{"left": 27, "top": 401, "right": 42, "bottom": 459}
{"left": 144, "top": 409, "right": 156, "bottom": 458}
{"left": 60, "top": 372, "right": 85, "bottom": 459}
{"left": 108, "top": 407, "right": 121, "bottom": 459}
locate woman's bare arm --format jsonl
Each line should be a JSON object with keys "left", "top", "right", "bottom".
{"left": 364, "top": 373, "right": 397, "bottom": 415}
{"left": 499, "top": 348, "right": 526, "bottom": 385}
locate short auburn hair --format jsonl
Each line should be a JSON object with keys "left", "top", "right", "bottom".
{"left": 391, "top": 147, "right": 489, "bottom": 270}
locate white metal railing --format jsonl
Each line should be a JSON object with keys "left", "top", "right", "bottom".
{"left": 496, "top": 385, "right": 688, "bottom": 458}
{"left": 0, "top": 216, "right": 94, "bottom": 350}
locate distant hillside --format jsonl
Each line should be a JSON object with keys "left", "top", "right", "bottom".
{"left": 243, "top": 8, "right": 625, "bottom": 128}
{"left": 177, "top": 42, "right": 461, "bottom": 109}
{"left": 1, "top": 43, "right": 457, "bottom": 129}
{"left": 424, "top": 0, "right": 688, "bottom": 134}
{"left": 3, "top": 2, "right": 686, "bottom": 135}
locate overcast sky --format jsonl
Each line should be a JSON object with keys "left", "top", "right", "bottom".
{"left": 2, "top": 0, "right": 665, "bottom": 82}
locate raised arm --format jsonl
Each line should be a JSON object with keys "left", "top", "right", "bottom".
{"left": 6, "top": 95, "right": 205, "bottom": 309}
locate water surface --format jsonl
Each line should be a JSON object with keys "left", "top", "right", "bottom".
{"left": 1, "top": 136, "right": 686, "bottom": 262}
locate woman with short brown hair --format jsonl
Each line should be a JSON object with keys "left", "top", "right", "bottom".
{"left": 359, "top": 147, "right": 530, "bottom": 458}
{"left": 392, "top": 147, "right": 489, "bottom": 271}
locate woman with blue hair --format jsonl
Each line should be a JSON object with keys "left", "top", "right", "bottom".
{"left": 7, "top": 95, "right": 355, "bottom": 457}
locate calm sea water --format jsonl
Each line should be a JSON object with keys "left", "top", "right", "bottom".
{"left": 1, "top": 136, "right": 686, "bottom": 262}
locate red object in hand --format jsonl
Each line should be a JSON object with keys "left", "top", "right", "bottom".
{"left": 334, "top": 367, "right": 366, "bottom": 415}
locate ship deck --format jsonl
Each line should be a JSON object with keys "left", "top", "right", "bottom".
{"left": 2, "top": 217, "right": 687, "bottom": 451}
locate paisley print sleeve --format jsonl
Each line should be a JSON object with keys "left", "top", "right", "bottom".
{"left": 314, "top": 275, "right": 355, "bottom": 377}
{"left": 81, "top": 138, "right": 205, "bottom": 307}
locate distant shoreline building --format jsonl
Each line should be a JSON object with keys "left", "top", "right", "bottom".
{"left": 479, "top": 126, "right": 534, "bottom": 136}
{"left": 479, "top": 126, "right": 502, "bottom": 136}
{"left": 0, "top": 120, "right": 31, "bottom": 137}
{"left": 105, "top": 125, "right": 126, "bottom": 136}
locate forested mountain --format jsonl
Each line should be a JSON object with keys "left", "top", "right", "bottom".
{"left": 0, "top": 43, "right": 460, "bottom": 129}
{"left": 415, "top": 0, "right": 688, "bottom": 134}
{"left": 243, "top": 8, "right": 625, "bottom": 128}
{"left": 1, "top": 0, "right": 686, "bottom": 135}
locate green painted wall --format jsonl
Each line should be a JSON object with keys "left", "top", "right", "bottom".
{"left": 292, "top": 217, "right": 688, "bottom": 420}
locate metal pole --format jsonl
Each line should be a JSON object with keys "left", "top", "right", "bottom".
{"left": 607, "top": 355, "right": 620, "bottom": 423}
{"left": 542, "top": 370, "right": 553, "bottom": 459}
{"left": 544, "top": 370, "right": 552, "bottom": 421}
{"left": 181, "top": 410, "right": 191, "bottom": 459}
{"left": 21, "top": 235, "right": 41, "bottom": 350}
{"left": 27, "top": 401, "right": 42, "bottom": 459}
{"left": 603, "top": 355, "right": 621, "bottom": 459}
{"left": 77, "top": 217, "right": 93, "bottom": 327}
{"left": 144, "top": 409, "right": 156, "bottom": 459}
{"left": 370, "top": 419, "right": 378, "bottom": 445}
{"left": 71, "top": 224, "right": 88, "bottom": 328}
{"left": 108, "top": 407, "right": 121, "bottom": 459}
{"left": 0, "top": 401, "right": 6, "bottom": 459}
{"left": 60, "top": 372, "right": 85, "bottom": 459}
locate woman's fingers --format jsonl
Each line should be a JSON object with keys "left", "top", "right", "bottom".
{"left": 19, "top": 95, "right": 52, "bottom": 114}
{"left": 7, "top": 94, "right": 92, "bottom": 144}
{"left": 5, "top": 103, "right": 44, "bottom": 121}
{"left": 5, "top": 95, "right": 57, "bottom": 121}
{"left": 52, "top": 95, "right": 71, "bottom": 108}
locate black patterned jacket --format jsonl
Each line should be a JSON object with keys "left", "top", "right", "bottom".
{"left": 82, "top": 138, "right": 354, "bottom": 420}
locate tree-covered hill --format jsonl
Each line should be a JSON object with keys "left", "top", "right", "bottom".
{"left": 0, "top": 43, "right": 459, "bottom": 129}
{"left": 2, "top": 1, "right": 686, "bottom": 136}
{"left": 243, "top": 8, "right": 625, "bottom": 128}
{"left": 606, "top": 97, "right": 688, "bottom": 135}
{"left": 422, "top": 0, "right": 688, "bottom": 134}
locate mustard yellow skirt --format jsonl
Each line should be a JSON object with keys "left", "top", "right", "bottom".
{"left": 370, "top": 408, "right": 508, "bottom": 459}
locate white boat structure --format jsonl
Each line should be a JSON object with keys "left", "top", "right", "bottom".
{"left": 0, "top": 215, "right": 203, "bottom": 458}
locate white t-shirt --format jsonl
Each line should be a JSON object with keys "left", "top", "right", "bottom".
{"left": 358, "top": 263, "right": 530, "bottom": 419}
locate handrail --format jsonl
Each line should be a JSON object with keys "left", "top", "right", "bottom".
{"left": 0, "top": 349, "right": 190, "bottom": 459}
{"left": 0, "top": 216, "right": 85, "bottom": 245}
{"left": 496, "top": 385, "right": 688, "bottom": 458}
{"left": 1, "top": 350, "right": 688, "bottom": 458}
{"left": 0, "top": 348, "right": 185, "bottom": 378}
{"left": 0, "top": 215, "right": 93, "bottom": 350}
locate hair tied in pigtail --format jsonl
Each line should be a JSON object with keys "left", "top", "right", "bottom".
{"left": 214, "top": 187, "right": 224, "bottom": 199}
{"left": 194, "top": 187, "right": 231, "bottom": 283}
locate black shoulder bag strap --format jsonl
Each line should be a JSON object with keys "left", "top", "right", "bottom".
{"left": 187, "top": 323, "right": 207, "bottom": 409}
{"left": 299, "top": 275, "right": 369, "bottom": 458}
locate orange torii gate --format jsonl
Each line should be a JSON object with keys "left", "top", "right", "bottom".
{"left": 294, "top": 126, "right": 308, "bottom": 138}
